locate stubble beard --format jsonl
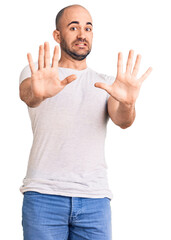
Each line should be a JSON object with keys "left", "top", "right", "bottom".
{"left": 60, "top": 37, "right": 91, "bottom": 61}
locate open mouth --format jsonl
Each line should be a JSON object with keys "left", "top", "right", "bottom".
{"left": 75, "top": 43, "right": 87, "bottom": 47}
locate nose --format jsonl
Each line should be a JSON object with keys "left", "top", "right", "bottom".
{"left": 77, "top": 27, "right": 86, "bottom": 40}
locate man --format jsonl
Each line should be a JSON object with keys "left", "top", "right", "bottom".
{"left": 19, "top": 4, "right": 152, "bottom": 240}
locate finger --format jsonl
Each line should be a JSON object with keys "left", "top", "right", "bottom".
{"left": 44, "top": 42, "right": 50, "bottom": 67}
{"left": 117, "top": 52, "right": 123, "bottom": 76}
{"left": 60, "top": 74, "right": 77, "bottom": 87}
{"left": 38, "top": 45, "right": 44, "bottom": 70}
{"left": 94, "top": 82, "right": 111, "bottom": 94}
{"left": 27, "top": 53, "right": 36, "bottom": 74}
{"left": 132, "top": 54, "right": 141, "bottom": 77}
{"left": 52, "top": 45, "right": 59, "bottom": 68}
{"left": 139, "top": 67, "right": 153, "bottom": 84}
{"left": 126, "top": 50, "right": 134, "bottom": 74}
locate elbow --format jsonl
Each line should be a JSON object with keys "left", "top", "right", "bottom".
{"left": 19, "top": 91, "right": 24, "bottom": 102}
{"left": 110, "top": 115, "right": 135, "bottom": 129}
{"left": 19, "top": 89, "right": 30, "bottom": 107}
{"left": 111, "top": 119, "right": 132, "bottom": 129}
{"left": 119, "top": 123, "right": 132, "bottom": 129}
{"left": 19, "top": 90, "right": 25, "bottom": 103}
{"left": 118, "top": 119, "right": 135, "bottom": 129}
{"left": 19, "top": 84, "right": 25, "bottom": 102}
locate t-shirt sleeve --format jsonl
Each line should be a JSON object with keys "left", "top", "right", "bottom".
{"left": 19, "top": 62, "right": 38, "bottom": 85}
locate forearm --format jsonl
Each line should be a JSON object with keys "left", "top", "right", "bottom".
{"left": 19, "top": 78, "right": 43, "bottom": 108}
{"left": 115, "top": 102, "right": 136, "bottom": 129}
{"left": 108, "top": 96, "right": 136, "bottom": 129}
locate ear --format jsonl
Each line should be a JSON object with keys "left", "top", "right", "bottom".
{"left": 53, "top": 30, "right": 61, "bottom": 44}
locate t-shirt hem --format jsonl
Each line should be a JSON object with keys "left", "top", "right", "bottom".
{"left": 20, "top": 187, "right": 113, "bottom": 200}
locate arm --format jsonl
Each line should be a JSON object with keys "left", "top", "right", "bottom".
{"left": 19, "top": 78, "right": 44, "bottom": 108}
{"left": 95, "top": 50, "right": 152, "bottom": 128}
{"left": 107, "top": 96, "right": 135, "bottom": 129}
{"left": 19, "top": 42, "right": 77, "bottom": 108}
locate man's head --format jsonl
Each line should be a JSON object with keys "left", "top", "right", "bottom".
{"left": 53, "top": 4, "right": 93, "bottom": 61}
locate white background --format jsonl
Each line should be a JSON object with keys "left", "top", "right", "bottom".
{"left": 0, "top": 0, "right": 170, "bottom": 239}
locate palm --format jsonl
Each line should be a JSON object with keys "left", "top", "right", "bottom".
{"left": 110, "top": 70, "right": 140, "bottom": 105}
{"left": 27, "top": 42, "right": 76, "bottom": 100}
{"left": 31, "top": 67, "right": 61, "bottom": 99}
{"left": 95, "top": 50, "right": 152, "bottom": 105}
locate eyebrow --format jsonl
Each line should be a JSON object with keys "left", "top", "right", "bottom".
{"left": 67, "top": 21, "right": 93, "bottom": 27}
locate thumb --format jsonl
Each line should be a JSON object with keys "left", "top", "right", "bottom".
{"left": 60, "top": 74, "right": 77, "bottom": 87}
{"left": 94, "top": 82, "right": 111, "bottom": 94}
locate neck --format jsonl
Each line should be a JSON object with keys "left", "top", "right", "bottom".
{"left": 58, "top": 51, "right": 87, "bottom": 70}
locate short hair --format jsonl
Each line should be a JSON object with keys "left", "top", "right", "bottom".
{"left": 55, "top": 7, "right": 66, "bottom": 30}
{"left": 55, "top": 4, "right": 87, "bottom": 30}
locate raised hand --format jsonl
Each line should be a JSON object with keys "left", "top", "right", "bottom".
{"left": 94, "top": 50, "right": 152, "bottom": 106}
{"left": 27, "top": 42, "right": 77, "bottom": 101}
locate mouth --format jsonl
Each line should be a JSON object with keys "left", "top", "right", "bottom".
{"left": 75, "top": 42, "right": 88, "bottom": 47}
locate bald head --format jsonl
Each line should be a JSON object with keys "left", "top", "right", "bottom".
{"left": 53, "top": 4, "right": 93, "bottom": 62}
{"left": 55, "top": 4, "right": 92, "bottom": 30}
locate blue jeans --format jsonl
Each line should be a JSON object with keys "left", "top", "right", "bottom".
{"left": 22, "top": 191, "right": 112, "bottom": 240}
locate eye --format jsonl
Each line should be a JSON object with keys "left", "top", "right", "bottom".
{"left": 86, "top": 27, "right": 92, "bottom": 32}
{"left": 70, "top": 27, "right": 77, "bottom": 31}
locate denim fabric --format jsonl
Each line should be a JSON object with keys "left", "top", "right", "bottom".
{"left": 22, "top": 191, "right": 112, "bottom": 240}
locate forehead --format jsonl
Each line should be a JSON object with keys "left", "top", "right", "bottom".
{"left": 62, "top": 7, "right": 93, "bottom": 26}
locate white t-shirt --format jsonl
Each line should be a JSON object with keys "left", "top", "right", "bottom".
{"left": 19, "top": 63, "right": 115, "bottom": 200}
